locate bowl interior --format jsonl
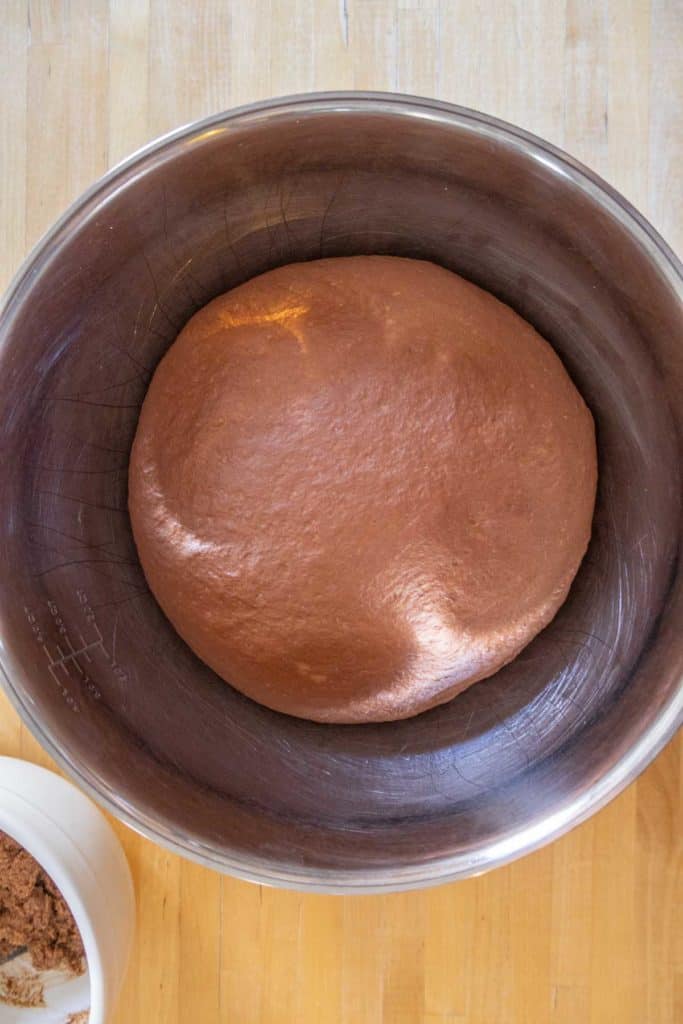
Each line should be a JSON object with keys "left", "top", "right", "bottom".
{"left": 0, "top": 97, "right": 681, "bottom": 888}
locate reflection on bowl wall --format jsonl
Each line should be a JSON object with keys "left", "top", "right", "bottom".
{"left": 0, "top": 94, "right": 680, "bottom": 892}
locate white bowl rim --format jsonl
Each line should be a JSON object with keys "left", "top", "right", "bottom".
{"left": 0, "top": 758, "right": 108, "bottom": 1023}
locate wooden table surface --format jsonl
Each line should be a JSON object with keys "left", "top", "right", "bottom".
{"left": 1, "top": 2, "right": 681, "bottom": 1022}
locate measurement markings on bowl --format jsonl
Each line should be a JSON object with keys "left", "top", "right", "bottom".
{"left": 23, "top": 590, "right": 128, "bottom": 710}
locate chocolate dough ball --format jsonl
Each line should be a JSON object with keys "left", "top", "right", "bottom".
{"left": 129, "top": 256, "right": 597, "bottom": 723}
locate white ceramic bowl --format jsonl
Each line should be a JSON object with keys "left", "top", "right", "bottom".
{"left": 0, "top": 757, "right": 134, "bottom": 1024}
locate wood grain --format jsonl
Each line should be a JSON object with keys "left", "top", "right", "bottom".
{"left": 0, "top": 2, "right": 681, "bottom": 1022}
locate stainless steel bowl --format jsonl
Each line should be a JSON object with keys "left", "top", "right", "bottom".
{"left": 0, "top": 93, "right": 681, "bottom": 892}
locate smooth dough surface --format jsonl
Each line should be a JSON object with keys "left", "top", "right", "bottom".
{"left": 129, "top": 256, "right": 597, "bottom": 723}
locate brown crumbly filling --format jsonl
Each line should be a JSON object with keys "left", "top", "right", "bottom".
{"left": 0, "top": 968, "right": 46, "bottom": 1007}
{"left": 0, "top": 830, "right": 85, "bottom": 976}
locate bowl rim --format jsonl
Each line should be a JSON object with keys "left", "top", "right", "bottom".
{"left": 0, "top": 90, "right": 681, "bottom": 893}
{"left": 0, "top": 757, "right": 120, "bottom": 1024}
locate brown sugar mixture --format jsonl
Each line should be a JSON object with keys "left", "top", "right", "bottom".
{"left": 0, "top": 830, "right": 85, "bottom": 977}
{"left": 0, "top": 969, "right": 46, "bottom": 1008}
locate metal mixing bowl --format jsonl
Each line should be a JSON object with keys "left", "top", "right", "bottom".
{"left": 0, "top": 93, "right": 681, "bottom": 892}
